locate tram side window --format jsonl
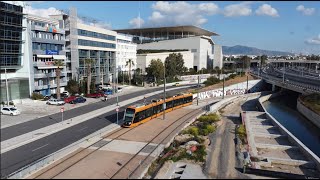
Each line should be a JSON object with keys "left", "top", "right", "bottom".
{"left": 139, "top": 110, "right": 146, "bottom": 120}
{"left": 146, "top": 107, "right": 153, "bottom": 118}
{"left": 179, "top": 98, "right": 183, "bottom": 105}
{"left": 134, "top": 112, "right": 140, "bottom": 123}
{"left": 166, "top": 101, "right": 173, "bottom": 109}
{"left": 159, "top": 104, "right": 164, "bottom": 112}
{"left": 153, "top": 105, "right": 158, "bottom": 114}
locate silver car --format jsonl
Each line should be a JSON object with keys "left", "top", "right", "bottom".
{"left": 1, "top": 107, "right": 21, "bottom": 116}
{"left": 46, "top": 99, "right": 65, "bottom": 105}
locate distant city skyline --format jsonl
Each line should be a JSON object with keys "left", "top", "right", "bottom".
{"left": 21, "top": 1, "right": 320, "bottom": 55}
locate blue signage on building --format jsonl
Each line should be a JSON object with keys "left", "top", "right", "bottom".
{"left": 46, "top": 50, "right": 59, "bottom": 55}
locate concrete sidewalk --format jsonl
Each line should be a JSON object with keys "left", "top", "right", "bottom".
{"left": 0, "top": 85, "right": 192, "bottom": 154}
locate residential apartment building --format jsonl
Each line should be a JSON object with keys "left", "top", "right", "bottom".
{"left": 27, "top": 14, "right": 67, "bottom": 95}
{"left": 0, "top": 1, "right": 31, "bottom": 102}
{"left": 116, "top": 34, "right": 137, "bottom": 73}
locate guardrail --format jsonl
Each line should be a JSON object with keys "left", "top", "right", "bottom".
{"left": 251, "top": 70, "right": 320, "bottom": 93}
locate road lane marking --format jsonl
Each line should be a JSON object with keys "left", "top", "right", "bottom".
{"left": 78, "top": 127, "right": 88, "bottom": 132}
{"left": 32, "top": 143, "right": 49, "bottom": 152}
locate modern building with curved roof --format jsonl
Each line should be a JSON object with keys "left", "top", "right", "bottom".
{"left": 115, "top": 25, "right": 223, "bottom": 71}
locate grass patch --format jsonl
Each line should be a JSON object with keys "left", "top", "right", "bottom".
{"left": 300, "top": 93, "right": 320, "bottom": 115}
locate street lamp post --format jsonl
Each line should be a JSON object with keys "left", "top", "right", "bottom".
{"left": 5, "top": 68, "right": 10, "bottom": 106}
{"left": 163, "top": 62, "right": 166, "bottom": 120}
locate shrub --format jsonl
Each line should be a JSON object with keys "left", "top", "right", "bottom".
{"left": 31, "top": 92, "right": 44, "bottom": 100}
{"left": 236, "top": 124, "right": 247, "bottom": 143}
{"left": 204, "top": 76, "right": 220, "bottom": 87}
{"left": 229, "top": 74, "right": 237, "bottom": 79}
{"left": 184, "top": 127, "right": 199, "bottom": 136}
{"left": 198, "top": 113, "right": 220, "bottom": 124}
{"left": 192, "top": 145, "right": 207, "bottom": 162}
{"left": 199, "top": 124, "right": 216, "bottom": 136}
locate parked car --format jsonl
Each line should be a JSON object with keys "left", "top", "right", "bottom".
{"left": 46, "top": 99, "right": 65, "bottom": 105}
{"left": 1, "top": 107, "right": 20, "bottom": 116}
{"left": 86, "top": 92, "right": 104, "bottom": 98}
{"left": 103, "top": 89, "right": 113, "bottom": 95}
{"left": 64, "top": 96, "right": 77, "bottom": 103}
{"left": 62, "top": 91, "right": 70, "bottom": 97}
{"left": 173, "top": 82, "right": 180, "bottom": 86}
{"left": 117, "top": 87, "right": 123, "bottom": 93}
{"left": 70, "top": 97, "right": 86, "bottom": 104}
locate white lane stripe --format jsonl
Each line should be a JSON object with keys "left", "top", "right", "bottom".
{"left": 78, "top": 127, "right": 88, "bottom": 132}
{"left": 32, "top": 143, "right": 49, "bottom": 152}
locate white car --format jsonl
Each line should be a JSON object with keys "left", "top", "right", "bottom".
{"left": 1, "top": 107, "right": 21, "bottom": 116}
{"left": 117, "top": 87, "right": 123, "bottom": 93}
{"left": 46, "top": 99, "right": 65, "bottom": 105}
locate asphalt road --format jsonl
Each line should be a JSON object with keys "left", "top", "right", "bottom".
{"left": 1, "top": 85, "right": 195, "bottom": 141}
{"left": 0, "top": 86, "right": 196, "bottom": 178}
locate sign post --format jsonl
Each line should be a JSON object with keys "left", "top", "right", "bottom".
{"left": 60, "top": 107, "right": 64, "bottom": 123}
{"left": 116, "top": 106, "right": 119, "bottom": 125}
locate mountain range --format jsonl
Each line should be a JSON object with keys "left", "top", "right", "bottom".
{"left": 222, "top": 45, "right": 294, "bottom": 56}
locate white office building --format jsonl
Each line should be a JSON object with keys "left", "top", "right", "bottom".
{"left": 116, "top": 34, "right": 137, "bottom": 73}
{"left": 27, "top": 14, "right": 67, "bottom": 95}
{"left": 115, "top": 25, "right": 222, "bottom": 72}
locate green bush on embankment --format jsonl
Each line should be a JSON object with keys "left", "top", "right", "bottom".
{"left": 300, "top": 93, "right": 320, "bottom": 115}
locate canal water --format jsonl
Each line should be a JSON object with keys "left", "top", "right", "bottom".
{"left": 263, "top": 93, "right": 320, "bottom": 157}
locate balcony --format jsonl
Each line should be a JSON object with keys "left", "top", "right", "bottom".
{"left": 49, "top": 81, "right": 67, "bottom": 88}
{"left": 32, "top": 37, "right": 65, "bottom": 45}
{"left": 48, "top": 72, "right": 67, "bottom": 77}
{"left": 34, "top": 73, "right": 47, "bottom": 79}
{"left": 31, "top": 25, "right": 65, "bottom": 34}
{"left": 34, "top": 85, "right": 48, "bottom": 90}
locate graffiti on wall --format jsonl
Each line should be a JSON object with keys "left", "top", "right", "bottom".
{"left": 197, "top": 89, "right": 247, "bottom": 100}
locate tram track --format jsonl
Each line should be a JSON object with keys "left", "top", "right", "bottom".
{"left": 110, "top": 107, "right": 205, "bottom": 179}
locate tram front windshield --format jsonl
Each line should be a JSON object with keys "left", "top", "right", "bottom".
{"left": 124, "top": 108, "right": 135, "bottom": 123}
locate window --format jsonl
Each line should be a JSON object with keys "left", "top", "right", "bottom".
{"left": 191, "top": 49, "right": 197, "bottom": 52}
{"left": 166, "top": 101, "right": 173, "bottom": 109}
{"left": 32, "top": 43, "right": 38, "bottom": 50}
{"left": 146, "top": 108, "right": 153, "bottom": 118}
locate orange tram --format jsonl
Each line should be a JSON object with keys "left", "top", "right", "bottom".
{"left": 122, "top": 93, "right": 193, "bottom": 128}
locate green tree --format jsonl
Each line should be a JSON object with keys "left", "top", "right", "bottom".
{"left": 146, "top": 59, "right": 164, "bottom": 83}
{"left": 53, "top": 59, "right": 64, "bottom": 99}
{"left": 118, "top": 71, "right": 129, "bottom": 84}
{"left": 132, "top": 68, "right": 144, "bottom": 86}
{"left": 84, "top": 58, "right": 95, "bottom": 95}
{"left": 165, "top": 53, "right": 186, "bottom": 78}
{"left": 125, "top": 59, "right": 135, "bottom": 86}
{"left": 65, "top": 79, "right": 79, "bottom": 95}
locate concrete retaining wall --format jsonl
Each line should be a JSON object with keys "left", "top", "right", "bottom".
{"left": 297, "top": 99, "right": 320, "bottom": 129}
{"left": 258, "top": 94, "right": 320, "bottom": 172}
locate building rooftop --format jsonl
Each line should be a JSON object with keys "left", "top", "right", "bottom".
{"left": 114, "top": 25, "right": 219, "bottom": 37}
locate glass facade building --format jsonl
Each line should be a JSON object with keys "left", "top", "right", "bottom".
{"left": 0, "top": 1, "right": 30, "bottom": 103}
{"left": 0, "top": 1, "right": 24, "bottom": 68}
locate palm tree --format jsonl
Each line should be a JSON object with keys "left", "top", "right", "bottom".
{"left": 53, "top": 59, "right": 65, "bottom": 100}
{"left": 125, "top": 59, "right": 135, "bottom": 85}
{"left": 84, "top": 58, "right": 95, "bottom": 95}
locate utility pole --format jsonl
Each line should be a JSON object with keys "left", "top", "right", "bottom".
{"left": 116, "top": 68, "right": 119, "bottom": 106}
{"left": 246, "top": 75, "right": 249, "bottom": 94}
{"left": 222, "top": 74, "right": 225, "bottom": 99}
{"left": 197, "top": 75, "right": 199, "bottom": 105}
{"left": 163, "top": 63, "right": 166, "bottom": 120}
{"left": 5, "top": 68, "right": 10, "bottom": 106}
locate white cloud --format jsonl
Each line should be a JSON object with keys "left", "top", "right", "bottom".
{"left": 305, "top": 34, "right": 320, "bottom": 45}
{"left": 129, "top": 16, "right": 145, "bottom": 28}
{"left": 223, "top": 2, "right": 252, "bottom": 17}
{"left": 25, "top": 6, "right": 62, "bottom": 18}
{"left": 144, "top": 1, "right": 219, "bottom": 27}
{"left": 256, "top": 4, "right": 279, "bottom": 17}
{"left": 296, "top": 5, "right": 315, "bottom": 16}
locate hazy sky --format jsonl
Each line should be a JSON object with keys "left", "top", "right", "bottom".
{"left": 25, "top": 1, "right": 320, "bottom": 55}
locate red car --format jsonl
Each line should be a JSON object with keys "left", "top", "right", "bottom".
{"left": 86, "top": 92, "right": 104, "bottom": 98}
{"left": 64, "top": 96, "right": 77, "bottom": 103}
